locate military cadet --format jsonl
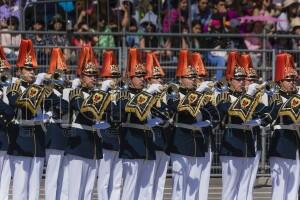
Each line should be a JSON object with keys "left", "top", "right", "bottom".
{"left": 266, "top": 53, "right": 300, "bottom": 200}
{"left": 192, "top": 52, "right": 216, "bottom": 200}
{"left": 44, "top": 48, "right": 69, "bottom": 200}
{"left": 0, "top": 45, "right": 15, "bottom": 200}
{"left": 66, "top": 46, "right": 105, "bottom": 200}
{"left": 168, "top": 49, "right": 218, "bottom": 200}
{"left": 119, "top": 48, "right": 158, "bottom": 200}
{"left": 6, "top": 39, "right": 46, "bottom": 200}
{"left": 216, "top": 51, "right": 266, "bottom": 200}
{"left": 144, "top": 52, "right": 170, "bottom": 200}
{"left": 238, "top": 53, "right": 263, "bottom": 200}
{"left": 97, "top": 50, "right": 123, "bottom": 200}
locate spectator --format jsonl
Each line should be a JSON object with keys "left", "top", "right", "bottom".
{"left": 125, "top": 18, "right": 139, "bottom": 47}
{"left": 292, "top": 17, "right": 300, "bottom": 50}
{"left": 277, "top": 0, "right": 299, "bottom": 31}
{"left": 0, "top": 0, "right": 19, "bottom": 21}
{"left": 190, "top": 0, "right": 212, "bottom": 32}
{"left": 189, "top": 20, "right": 207, "bottom": 49}
{"left": 139, "top": 11, "right": 160, "bottom": 50}
{"left": 162, "top": 0, "right": 188, "bottom": 32}
{"left": 205, "top": 17, "right": 227, "bottom": 80}
{"left": 209, "top": 0, "right": 227, "bottom": 32}
{"left": 0, "top": 16, "right": 21, "bottom": 59}
{"left": 48, "top": 15, "right": 67, "bottom": 46}
{"left": 94, "top": 17, "right": 116, "bottom": 49}
{"left": 244, "top": 21, "right": 272, "bottom": 67}
{"left": 71, "top": 22, "right": 93, "bottom": 47}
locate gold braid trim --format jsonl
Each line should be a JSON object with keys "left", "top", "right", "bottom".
{"left": 69, "top": 88, "right": 84, "bottom": 101}
{"left": 6, "top": 82, "right": 21, "bottom": 95}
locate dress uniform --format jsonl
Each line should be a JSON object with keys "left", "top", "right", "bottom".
{"left": 97, "top": 50, "right": 123, "bottom": 200}
{"left": 65, "top": 46, "right": 104, "bottom": 200}
{"left": 238, "top": 53, "right": 264, "bottom": 200}
{"left": 266, "top": 53, "right": 300, "bottom": 200}
{"left": 119, "top": 48, "right": 157, "bottom": 200}
{"left": 44, "top": 48, "right": 69, "bottom": 200}
{"left": 216, "top": 51, "right": 266, "bottom": 200}
{"left": 168, "top": 49, "right": 218, "bottom": 200}
{"left": 193, "top": 52, "right": 215, "bottom": 200}
{"left": 6, "top": 39, "right": 46, "bottom": 200}
{"left": 0, "top": 46, "right": 15, "bottom": 200}
{"left": 144, "top": 52, "right": 170, "bottom": 200}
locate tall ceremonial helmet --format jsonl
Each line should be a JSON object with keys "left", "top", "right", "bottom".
{"left": 176, "top": 49, "right": 197, "bottom": 78}
{"left": 48, "top": 48, "right": 68, "bottom": 74}
{"left": 191, "top": 52, "right": 207, "bottom": 78}
{"left": 238, "top": 53, "right": 258, "bottom": 81}
{"left": 225, "top": 51, "right": 246, "bottom": 81}
{"left": 16, "top": 39, "right": 38, "bottom": 69}
{"left": 275, "top": 53, "right": 298, "bottom": 81}
{"left": 145, "top": 52, "right": 165, "bottom": 79}
{"left": 100, "top": 50, "right": 121, "bottom": 78}
{"left": 76, "top": 46, "right": 98, "bottom": 77}
{"left": 125, "top": 48, "right": 146, "bottom": 78}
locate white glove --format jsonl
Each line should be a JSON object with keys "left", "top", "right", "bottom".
{"left": 297, "top": 87, "right": 300, "bottom": 95}
{"left": 246, "top": 83, "right": 259, "bottom": 96}
{"left": 146, "top": 83, "right": 162, "bottom": 94}
{"left": 12, "top": 77, "right": 19, "bottom": 84}
{"left": 101, "top": 80, "right": 114, "bottom": 92}
{"left": 196, "top": 81, "right": 213, "bottom": 92}
{"left": 72, "top": 78, "right": 81, "bottom": 89}
{"left": 34, "top": 73, "right": 47, "bottom": 85}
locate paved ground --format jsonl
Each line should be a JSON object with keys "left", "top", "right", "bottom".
{"left": 7, "top": 177, "right": 272, "bottom": 200}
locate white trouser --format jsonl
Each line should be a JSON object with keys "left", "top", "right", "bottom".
{"left": 97, "top": 149, "right": 122, "bottom": 200}
{"left": 0, "top": 153, "right": 12, "bottom": 200}
{"left": 220, "top": 156, "right": 255, "bottom": 200}
{"left": 45, "top": 149, "right": 64, "bottom": 200}
{"left": 171, "top": 153, "right": 210, "bottom": 200}
{"left": 67, "top": 154, "right": 98, "bottom": 200}
{"left": 121, "top": 159, "right": 143, "bottom": 200}
{"left": 56, "top": 155, "right": 69, "bottom": 200}
{"left": 10, "top": 156, "right": 44, "bottom": 200}
{"left": 246, "top": 151, "right": 261, "bottom": 200}
{"left": 152, "top": 151, "right": 170, "bottom": 200}
{"left": 270, "top": 156, "right": 300, "bottom": 200}
{"left": 0, "top": 151, "right": 6, "bottom": 177}
{"left": 198, "top": 150, "right": 213, "bottom": 200}
{"left": 136, "top": 159, "right": 156, "bottom": 200}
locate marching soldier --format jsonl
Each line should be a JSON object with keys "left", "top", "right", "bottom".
{"left": 266, "top": 53, "right": 300, "bottom": 200}
{"left": 0, "top": 45, "right": 15, "bottom": 200}
{"left": 65, "top": 46, "right": 105, "bottom": 200}
{"left": 216, "top": 51, "right": 266, "bottom": 200}
{"left": 168, "top": 49, "right": 218, "bottom": 200}
{"left": 192, "top": 52, "right": 216, "bottom": 200}
{"left": 6, "top": 39, "right": 46, "bottom": 200}
{"left": 144, "top": 52, "right": 170, "bottom": 200}
{"left": 97, "top": 50, "right": 123, "bottom": 200}
{"left": 119, "top": 48, "right": 157, "bottom": 200}
{"left": 44, "top": 48, "right": 69, "bottom": 200}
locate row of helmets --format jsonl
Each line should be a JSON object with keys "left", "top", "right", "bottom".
{"left": 0, "top": 39, "right": 297, "bottom": 82}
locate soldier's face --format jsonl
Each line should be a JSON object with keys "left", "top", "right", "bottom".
{"left": 131, "top": 76, "right": 145, "bottom": 89}
{"left": 245, "top": 79, "right": 256, "bottom": 88}
{"left": 231, "top": 78, "right": 245, "bottom": 92}
{"left": 20, "top": 68, "right": 35, "bottom": 83}
{"left": 281, "top": 79, "right": 296, "bottom": 92}
{"left": 180, "top": 77, "right": 195, "bottom": 89}
{"left": 81, "top": 74, "right": 96, "bottom": 88}
{"left": 149, "top": 77, "right": 163, "bottom": 85}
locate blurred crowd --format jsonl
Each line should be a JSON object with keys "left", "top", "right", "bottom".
{"left": 0, "top": 0, "right": 300, "bottom": 79}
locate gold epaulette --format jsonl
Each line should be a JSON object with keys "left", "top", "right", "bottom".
{"left": 215, "top": 92, "right": 230, "bottom": 105}
{"left": 6, "top": 82, "right": 21, "bottom": 95}
{"left": 269, "top": 93, "right": 282, "bottom": 105}
{"left": 69, "top": 88, "right": 83, "bottom": 101}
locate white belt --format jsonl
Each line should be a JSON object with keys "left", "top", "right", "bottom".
{"left": 274, "top": 125, "right": 298, "bottom": 131}
{"left": 71, "top": 123, "right": 94, "bottom": 131}
{"left": 122, "top": 123, "right": 151, "bottom": 131}
{"left": 226, "top": 124, "right": 254, "bottom": 131}
{"left": 174, "top": 122, "right": 210, "bottom": 131}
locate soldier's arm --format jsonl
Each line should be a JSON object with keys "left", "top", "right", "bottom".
{"left": 254, "top": 101, "right": 281, "bottom": 126}
{"left": 69, "top": 88, "right": 84, "bottom": 111}
{"left": 6, "top": 83, "right": 21, "bottom": 107}
{"left": 201, "top": 102, "right": 220, "bottom": 128}
{"left": 0, "top": 101, "right": 15, "bottom": 124}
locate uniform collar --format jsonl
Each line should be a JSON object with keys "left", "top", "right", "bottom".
{"left": 20, "top": 80, "right": 31, "bottom": 88}
{"left": 229, "top": 88, "right": 243, "bottom": 98}
{"left": 279, "top": 89, "right": 296, "bottom": 99}
{"left": 128, "top": 87, "right": 142, "bottom": 94}
{"left": 179, "top": 87, "right": 193, "bottom": 95}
